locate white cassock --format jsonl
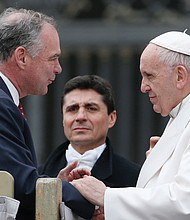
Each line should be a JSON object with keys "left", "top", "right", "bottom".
{"left": 104, "top": 94, "right": 190, "bottom": 220}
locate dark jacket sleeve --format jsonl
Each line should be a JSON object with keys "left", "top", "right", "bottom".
{"left": 0, "top": 92, "right": 48, "bottom": 220}
{"left": 62, "top": 181, "right": 95, "bottom": 219}
{"left": 40, "top": 142, "right": 95, "bottom": 219}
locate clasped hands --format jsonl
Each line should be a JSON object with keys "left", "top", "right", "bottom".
{"left": 56, "top": 135, "right": 161, "bottom": 220}
{"left": 57, "top": 160, "right": 106, "bottom": 220}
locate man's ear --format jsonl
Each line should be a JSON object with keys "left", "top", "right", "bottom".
{"left": 175, "top": 65, "right": 188, "bottom": 89}
{"left": 108, "top": 110, "right": 117, "bottom": 128}
{"left": 14, "top": 46, "right": 27, "bottom": 69}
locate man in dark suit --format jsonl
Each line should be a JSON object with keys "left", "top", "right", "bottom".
{"left": 40, "top": 75, "right": 140, "bottom": 219}
{"left": 0, "top": 8, "right": 94, "bottom": 220}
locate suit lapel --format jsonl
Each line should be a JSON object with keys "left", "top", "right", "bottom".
{"left": 137, "top": 97, "right": 190, "bottom": 188}
{"left": 91, "top": 139, "right": 112, "bottom": 180}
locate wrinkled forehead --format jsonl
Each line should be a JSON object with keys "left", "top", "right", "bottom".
{"left": 63, "top": 89, "right": 102, "bottom": 104}
{"left": 140, "top": 44, "right": 161, "bottom": 73}
{"left": 140, "top": 43, "right": 159, "bottom": 62}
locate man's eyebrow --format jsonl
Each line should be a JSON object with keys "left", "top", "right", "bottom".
{"left": 65, "top": 103, "right": 79, "bottom": 109}
{"left": 84, "top": 102, "right": 98, "bottom": 106}
{"left": 65, "top": 102, "right": 98, "bottom": 108}
{"left": 55, "top": 53, "right": 61, "bottom": 57}
{"left": 49, "top": 53, "right": 61, "bottom": 59}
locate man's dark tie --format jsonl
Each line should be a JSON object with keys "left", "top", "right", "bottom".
{"left": 18, "top": 103, "right": 27, "bottom": 120}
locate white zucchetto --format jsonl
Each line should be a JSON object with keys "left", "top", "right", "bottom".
{"left": 150, "top": 30, "right": 190, "bottom": 56}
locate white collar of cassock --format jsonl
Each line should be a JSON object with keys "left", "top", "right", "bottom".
{"left": 169, "top": 94, "right": 190, "bottom": 118}
{"left": 66, "top": 143, "right": 106, "bottom": 171}
{"left": 169, "top": 102, "right": 182, "bottom": 118}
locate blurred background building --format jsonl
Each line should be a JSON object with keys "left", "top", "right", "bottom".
{"left": 1, "top": 0, "right": 189, "bottom": 165}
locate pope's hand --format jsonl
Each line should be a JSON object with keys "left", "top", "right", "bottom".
{"left": 71, "top": 175, "right": 106, "bottom": 206}
{"left": 146, "top": 136, "right": 160, "bottom": 157}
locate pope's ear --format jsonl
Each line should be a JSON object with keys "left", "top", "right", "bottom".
{"left": 175, "top": 65, "right": 188, "bottom": 89}
{"left": 14, "top": 46, "right": 27, "bottom": 69}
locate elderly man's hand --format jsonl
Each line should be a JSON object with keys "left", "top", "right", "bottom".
{"left": 57, "top": 161, "right": 91, "bottom": 182}
{"left": 71, "top": 175, "right": 107, "bottom": 207}
{"left": 146, "top": 136, "right": 160, "bottom": 157}
{"left": 92, "top": 207, "right": 104, "bottom": 220}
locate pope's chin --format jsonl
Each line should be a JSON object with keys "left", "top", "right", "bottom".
{"left": 152, "top": 105, "right": 168, "bottom": 117}
{"left": 153, "top": 105, "right": 161, "bottom": 114}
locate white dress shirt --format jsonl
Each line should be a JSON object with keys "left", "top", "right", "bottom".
{"left": 66, "top": 143, "right": 106, "bottom": 171}
{"left": 0, "top": 72, "right": 19, "bottom": 106}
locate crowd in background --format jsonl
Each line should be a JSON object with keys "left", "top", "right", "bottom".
{"left": 0, "top": 0, "right": 188, "bottom": 23}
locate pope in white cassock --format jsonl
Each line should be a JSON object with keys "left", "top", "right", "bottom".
{"left": 70, "top": 30, "right": 190, "bottom": 220}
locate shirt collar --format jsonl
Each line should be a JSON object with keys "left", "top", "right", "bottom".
{"left": 169, "top": 94, "right": 190, "bottom": 118}
{"left": 69, "top": 143, "right": 106, "bottom": 159}
{"left": 0, "top": 72, "right": 19, "bottom": 106}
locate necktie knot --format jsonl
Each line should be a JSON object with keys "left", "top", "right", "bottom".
{"left": 18, "top": 103, "right": 27, "bottom": 120}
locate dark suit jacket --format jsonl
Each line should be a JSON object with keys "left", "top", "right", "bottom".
{"left": 40, "top": 138, "right": 141, "bottom": 188}
{"left": 0, "top": 77, "right": 94, "bottom": 220}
